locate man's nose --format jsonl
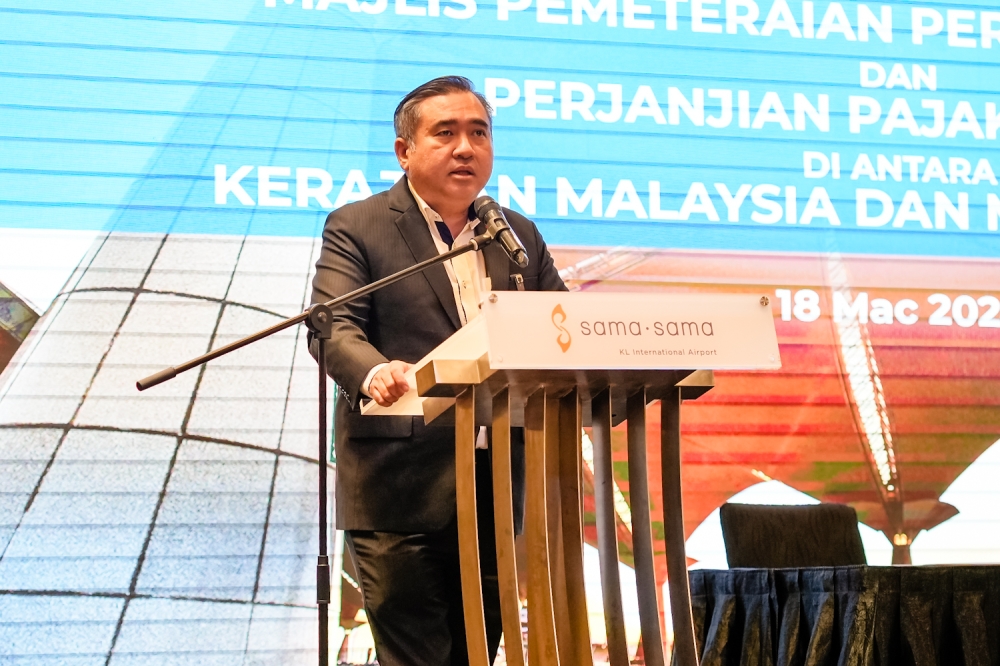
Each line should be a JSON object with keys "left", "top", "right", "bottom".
{"left": 453, "top": 133, "right": 474, "bottom": 157}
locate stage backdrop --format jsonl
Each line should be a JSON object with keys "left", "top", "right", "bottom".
{"left": 1, "top": 0, "right": 999, "bottom": 663}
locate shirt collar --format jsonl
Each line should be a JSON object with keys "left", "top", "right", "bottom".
{"left": 407, "top": 179, "right": 477, "bottom": 228}
{"left": 407, "top": 180, "right": 442, "bottom": 224}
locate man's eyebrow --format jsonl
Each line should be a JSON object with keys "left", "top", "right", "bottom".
{"left": 427, "top": 119, "right": 456, "bottom": 131}
{"left": 427, "top": 118, "right": 490, "bottom": 131}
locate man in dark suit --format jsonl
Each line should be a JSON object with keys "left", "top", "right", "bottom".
{"left": 310, "top": 76, "right": 565, "bottom": 666}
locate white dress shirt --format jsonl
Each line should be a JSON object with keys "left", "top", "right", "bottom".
{"left": 410, "top": 183, "right": 491, "bottom": 327}
{"left": 361, "top": 183, "right": 492, "bottom": 448}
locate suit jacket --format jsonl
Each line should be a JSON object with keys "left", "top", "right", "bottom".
{"left": 310, "top": 176, "right": 566, "bottom": 532}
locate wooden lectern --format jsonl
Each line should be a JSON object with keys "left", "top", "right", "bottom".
{"left": 364, "top": 291, "right": 781, "bottom": 666}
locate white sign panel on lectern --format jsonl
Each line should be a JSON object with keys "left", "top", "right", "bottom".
{"left": 481, "top": 291, "right": 781, "bottom": 371}
{"left": 362, "top": 291, "right": 781, "bottom": 417}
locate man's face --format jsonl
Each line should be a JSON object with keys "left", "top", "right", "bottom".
{"left": 395, "top": 91, "right": 493, "bottom": 212}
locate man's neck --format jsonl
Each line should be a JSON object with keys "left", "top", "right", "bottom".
{"left": 408, "top": 181, "right": 470, "bottom": 237}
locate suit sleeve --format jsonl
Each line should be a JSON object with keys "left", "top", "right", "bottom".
{"left": 310, "top": 207, "right": 389, "bottom": 408}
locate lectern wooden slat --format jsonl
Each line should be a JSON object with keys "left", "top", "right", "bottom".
{"left": 374, "top": 291, "right": 780, "bottom": 666}
{"left": 421, "top": 366, "right": 713, "bottom": 666}
{"left": 491, "top": 388, "right": 525, "bottom": 666}
{"left": 627, "top": 388, "right": 664, "bottom": 666}
{"left": 455, "top": 386, "right": 490, "bottom": 666}
{"left": 591, "top": 388, "right": 628, "bottom": 666}
{"left": 524, "top": 390, "right": 561, "bottom": 665}
{"left": 557, "top": 390, "right": 592, "bottom": 666}
{"left": 661, "top": 384, "right": 706, "bottom": 666}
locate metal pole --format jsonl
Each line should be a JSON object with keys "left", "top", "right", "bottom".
{"left": 308, "top": 305, "right": 334, "bottom": 666}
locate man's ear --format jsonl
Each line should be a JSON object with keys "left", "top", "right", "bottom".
{"left": 393, "top": 137, "right": 410, "bottom": 169}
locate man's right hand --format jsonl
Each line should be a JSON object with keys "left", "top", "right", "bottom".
{"left": 368, "top": 360, "right": 412, "bottom": 407}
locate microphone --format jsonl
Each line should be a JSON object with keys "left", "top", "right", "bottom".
{"left": 473, "top": 196, "right": 529, "bottom": 268}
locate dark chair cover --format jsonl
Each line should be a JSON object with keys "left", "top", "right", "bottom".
{"left": 687, "top": 566, "right": 1000, "bottom": 666}
{"left": 720, "top": 503, "right": 867, "bottom": 569}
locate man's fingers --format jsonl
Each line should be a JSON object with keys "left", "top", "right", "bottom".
{"left": 378, "top": 373, "right": 397, "bottom": 396}
{"left": 370, "top": 382, "right": 395, "bottom": 407}
{"left": 388, "top": 367, "right": 409, "bottom": 396}
{"left": 367, "top": 360, "right": 411, "bottom": 407}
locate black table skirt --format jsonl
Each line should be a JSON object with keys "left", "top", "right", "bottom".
{"left": 687, "top": 566, "right": 1000, "bottom": 666}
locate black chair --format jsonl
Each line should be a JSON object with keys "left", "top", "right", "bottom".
{"left": 719, "top": 503, "right": 867, "bottom": 568}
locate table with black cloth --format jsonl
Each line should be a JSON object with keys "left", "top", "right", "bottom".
{"left": 687, "top": 566, "right": 1000, "bottom": 666}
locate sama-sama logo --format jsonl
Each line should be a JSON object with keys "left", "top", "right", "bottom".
{"left": 551, "top": 304, "right": 572, "bottom": 352}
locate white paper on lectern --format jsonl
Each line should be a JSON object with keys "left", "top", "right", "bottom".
{"left": 360, "top": 316, "right": 487, "bottom": 417}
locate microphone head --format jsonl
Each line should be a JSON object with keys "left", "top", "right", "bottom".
{"left": 474, "top": 195, "right": 530, "bottom": 268}
{"left": 474, "top": 195, "right": 502, "bottom": 218}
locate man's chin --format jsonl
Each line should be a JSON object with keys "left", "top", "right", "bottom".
{"left": 445, "top": 183, "right": 488, "bottom": 205}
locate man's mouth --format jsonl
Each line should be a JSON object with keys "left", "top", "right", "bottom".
{"left": 450, "top": 167, "right": 475, "bottom": 177}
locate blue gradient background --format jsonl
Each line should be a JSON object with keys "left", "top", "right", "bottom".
{"left": 1, "top": 0, "right": 998, "bottom": 256}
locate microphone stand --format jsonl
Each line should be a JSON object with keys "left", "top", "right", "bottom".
{"left": 137, "top": 230, "right": 498, "bottom": 666}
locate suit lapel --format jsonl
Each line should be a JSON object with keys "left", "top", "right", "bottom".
{"left": 389, "top": 178, "right": 463, "bottom": 330}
